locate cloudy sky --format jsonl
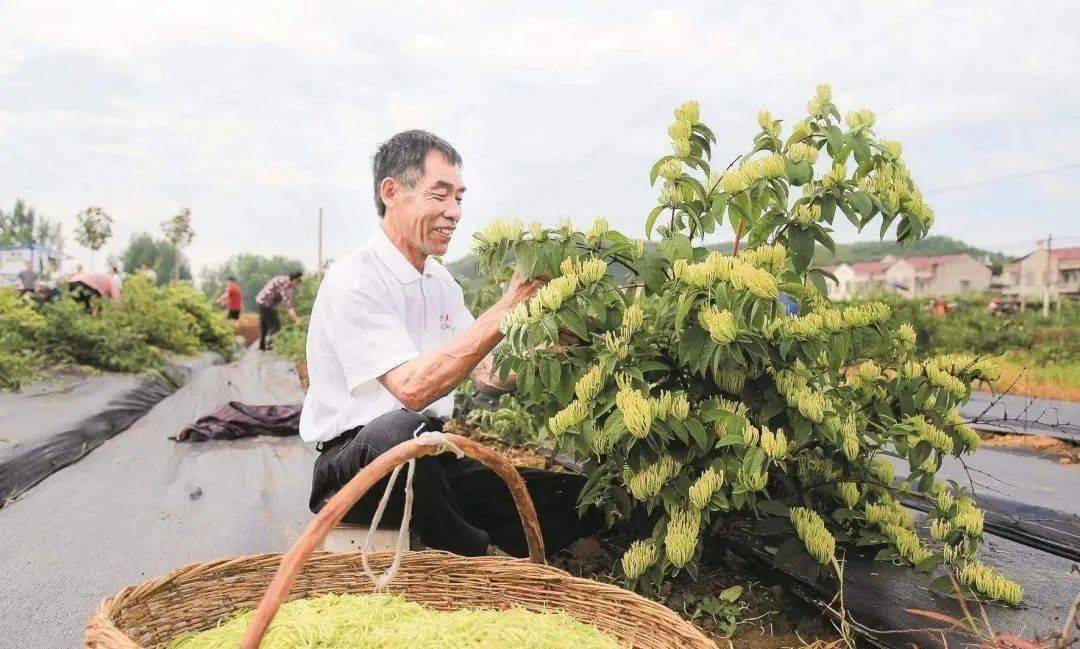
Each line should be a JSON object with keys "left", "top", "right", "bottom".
{"left": 2, "top": 1, "right": 1078, "bottom": 277}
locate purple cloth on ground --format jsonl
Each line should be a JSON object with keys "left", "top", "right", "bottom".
{"left": 173, "top": 402, "right": 302, "bottom": 442}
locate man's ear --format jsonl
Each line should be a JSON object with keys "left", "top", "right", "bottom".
{"left": 379, "top": 177, "right": 398, "bottom": 211}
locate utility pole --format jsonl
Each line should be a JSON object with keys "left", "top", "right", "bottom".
{"left": 1040, "top": 234, "right": 1053, "bottom": 318}
{"left": 317, "top": 207, "right": 324, "bottom": 277}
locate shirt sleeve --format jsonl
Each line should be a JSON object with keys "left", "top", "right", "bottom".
{"left": 329, "top": 281, "right": 419, "bottom": 398}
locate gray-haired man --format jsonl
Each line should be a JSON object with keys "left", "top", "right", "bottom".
{"left": 299, "top": 130, "right": 598, "bottom": 557}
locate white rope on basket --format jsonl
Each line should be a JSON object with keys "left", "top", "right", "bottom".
{"left": 359, "top": 424, "right": 464, "bottom": 590}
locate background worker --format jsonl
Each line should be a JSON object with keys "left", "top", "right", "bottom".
{"left": 255, "top": 271, "right": 302, "bottom": 351}
{"left": 215, "top": 275, "right": 243, "bottom": 321}
{"left": 67, "top": 269, "right": 121, "bottom": 314}
{"left": 299, "top": 130, "right": 598, "bottom": 558}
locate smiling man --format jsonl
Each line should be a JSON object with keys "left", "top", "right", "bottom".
{"left": 300, "top": 130, "right": 597, "bottom": 557}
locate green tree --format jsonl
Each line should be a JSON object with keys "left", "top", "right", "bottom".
{"left": 470, "top": 86, "right": 1021, "bottom": 606}
{"left": 119, "top": 232, "right": 191, "bottom": 285}
{"left": 200, "top": 253, "right": 304, "bottom": 312}
{"left": 74, "top": 206, "right": 114, "bottom": 270}
{"left": 161, "top": 207, "right": 195, "bottom": 282}
{"left": 0, "top": 199, "right": 64, "bottom": 250}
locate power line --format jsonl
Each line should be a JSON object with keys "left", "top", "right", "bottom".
{"left": 924, "top": 162, "right": 1080, "bottom": 195}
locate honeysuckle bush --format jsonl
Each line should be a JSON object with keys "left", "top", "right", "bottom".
{"left": 469, "top": 85, "right": 1022, "bottom": 606}
{"left": 0, "top": 277, "right": 235, "bottom": 390}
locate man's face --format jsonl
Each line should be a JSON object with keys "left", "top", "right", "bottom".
{"left": 385, "top": 150, "right": 465, "bottom": 258}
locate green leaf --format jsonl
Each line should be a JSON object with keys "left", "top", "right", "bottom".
{"left": 668, "top": 418, "right": 692, "bottom": 445}
{"left": 826, "top": 125, "right": 843, "bottom": 152}
{"left": 686, "top": 417, "right": 709, "bottom": 451}
{"left": 539, "top": 314, "right": 559, "bottom": 344}
{"left": 657, "top": 233, "right": 693, "bottom": 263}
{"left": 719, "top": 585, "right": 743, "bottom": 602}
{"left": 788, "top": 226, "right": 815, "bottom": 274}
{"left": 849, "top": 190, "right": 873, "bottom": 218}
{"left": 757, "top": 500, "right": 791, "bottom": 517}
{"left": 556, "top": 308, "right": 589, "bottom": 341}
{"left": 649, "top": 156, "right": 675, "bottom": 185}
{"left": 644, "top": 205, "right": 666, "bottom": 240}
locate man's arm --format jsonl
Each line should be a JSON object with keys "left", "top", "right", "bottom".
{"left": 378, "top": 272, "right": 543, "bottom": 412}
{"left": 470, "top": 352, "right": 514, "bottom": 396}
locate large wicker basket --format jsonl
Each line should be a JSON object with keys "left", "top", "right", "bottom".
{"left": 86, "top": 434, "right": 715, "bottom": 648}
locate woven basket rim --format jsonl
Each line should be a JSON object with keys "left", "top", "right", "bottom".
{"left": 88, "top": 549, "right": 716, "bottom": 648}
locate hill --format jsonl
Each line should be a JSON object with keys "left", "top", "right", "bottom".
{"left": 445, "top": 235, "right": 1009, "bottom": 280}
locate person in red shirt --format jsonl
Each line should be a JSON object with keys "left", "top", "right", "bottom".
{"left": 215, "top": 276, "right": 243, "bottom": 320}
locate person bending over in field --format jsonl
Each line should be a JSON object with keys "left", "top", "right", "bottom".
{"left": 299, "top": 130, "right": 598, "bottom": 557}
{"left": 255, "top": 271, "right": 302, "bottom": 351}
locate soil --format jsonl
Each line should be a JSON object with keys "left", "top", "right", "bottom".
{"left": 444, "top": 419, "right": 565, "bottom": 471}
{"left": 978, "top": 430, "right": 1080, "bottom": 465}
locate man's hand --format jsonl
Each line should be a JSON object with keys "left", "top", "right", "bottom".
{"left": 288, "top": 308, "right": 302, "bottom": 326}
{"left": 498, "top": 270, "right": 546, "bottom": 310}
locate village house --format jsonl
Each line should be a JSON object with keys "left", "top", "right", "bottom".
{"left": 1002, "top": 245, "right": 1080, "bottom": 301}
{"left": 826, "top": 253, "right": 992, "bottom": 300}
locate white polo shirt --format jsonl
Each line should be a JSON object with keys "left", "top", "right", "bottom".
{"left": 298, "top": 226, "right": 475, "bottom": 443}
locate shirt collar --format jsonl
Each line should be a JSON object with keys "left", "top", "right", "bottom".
{"left": 367, "top": 226, "right": 434, "bottom": 284}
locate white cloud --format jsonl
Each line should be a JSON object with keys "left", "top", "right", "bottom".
{"left": 0, "top": 0, "right": 1077, "bottom": 275}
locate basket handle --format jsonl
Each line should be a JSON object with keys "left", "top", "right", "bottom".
{"left": 239, "top": 433, "right": 546, "bottom": 649}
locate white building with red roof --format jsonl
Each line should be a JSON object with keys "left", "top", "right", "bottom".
{"left": 1004, "top": 245, "right": 1080, "bottom": 300}
{"left": 827, "top": 253, "right": 992, "bottom": 299}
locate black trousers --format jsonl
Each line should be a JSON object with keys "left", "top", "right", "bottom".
{"left": 310, "top": 410, "right": 600, "bottom": 558}
{"left": 258, "top": 305, "right": 280, "bottom": 351}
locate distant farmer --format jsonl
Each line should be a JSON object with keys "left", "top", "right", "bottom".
{"left": 298, "top": 130, "right": 598, "bottom": 558}
{"left": 68, "top": 270, "right": 120, "bottom": 314}
{"left": 109, "top": 265, "right": 124, "bottom": 293}
{"left": 215, "top": 275, "right": 243, "bottom": 320}
{"left": 138, "top": 263, "right": 157, "bottom": 285}
{"left": 255, "top": 271, "right": 302, "bottom": 351}
{"left": 18, "top": 261, "right": 36, "bottom": 294}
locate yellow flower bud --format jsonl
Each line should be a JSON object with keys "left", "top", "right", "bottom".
{"left": 885, "top": 524, "right": 932, "bottom": 565}
{"left": 547, "top": 399, "right": 590, "bottom": 438}
{"left": 560, "top": 256, "right": 577, "bottom": 277}
{"left": 602, "top": 331, "right": 628, "bottom": 359}
{"left": 897, "top": 323, "right": 917, "bottom": 350}
{"left": 952, "top": 500, "right": 984, "bottom": 535}
{"left": 730, "top": 262, "right": 779, "bottom": 300}
{"left": 787, "top": 141, "right": 819, "bottom": 164}
{"left": 668, "top": 120, "right": 692, "bottom": 143}
{"left": 871, "top": 456, "right": 896, "bottom": 486}
{"left": 807, "top": 83, "right": 832, "bottom": 119}
{"left": 579, "top": 257, "right": 607, "bottom": 284}
{"left": 575, "top": 364, "right": 605, "bottom": 402}
{"left": 793, "top": 203, "right": 822, "bottom": 224}
{"left": 720, "top": 168, "right": 750, "bottom": 194}
{"left": 822, "top": 162, "right": 847, "bottom": 188}
{"left": 586, "top": 216, "right": 609, "bottom": 244}
{"left": 616, "top": 388, "right": 653, "bottom": 439}
{"left": 845, "top": 108, "right": 876, "bottom": 132}
{"left": 958, "top": 562, "right": 1023, "bottom": 606}
{"left": 698, "top": 305, "right": 737, "bottom": 345}
{"left": 742, "top": 423, "right": 760, "bottom": 447}
{"left": 791, "top": 120, "right": 813, "bottom": 140}
{"left": 841, "top": 417, "right": 860, "bottom": 461}
{"left": 473, "top": 218, "right": 525, "bottom": 252}
{"left": 624, "top": 455, "right": 681, "bottom": 500}
{"left": 907, "top": 416, "right": 955, "bottom": 455}
{"left": 621, "top": 540, "right": 658, "bottom": 579}
{"left": 740, "top": 243, "right": 788, "bottom": 275}
{"left": 659, "top": 181, "right": 679, "bottom": 206}
{"left": 757, "top": 109, "right": 780, "bottom": 138}
{"left": 689, "top": 467, "right": 724, "bottom": 510}
{"left": 930, "top": 518, "right": 952, "bottom": 542}
{"left": 674, "top": 100, "right": 700, "bottom": 125}
{"left": 791, "top": 507, "right": 836, "bottom": 565}
{"left": 760, "top": 426, "right": 789, "bottom": 460}
{"left": 716, "top": 370, "right": 746, "bottom": 395}
{"left": 838, "top": 482, "right": 860, "bottom": 509}
{"left": 673, "top": 138, "right": 691, "bottom": 157}
{"left": 620, "top": 302, "right": 644, "bottom": 336}
{"left": 664, "top": 507, "right": 701, "bottom": 568}
{"left": 736, "top": 466, "right": 768, "bottom": 492}
{"left": 670, "top": 392, "right": 690, "bottom": 421}
{"left": 879, "top": 139, "right": 902, "bottom": 160}
{"left": 658, "top": 158, "right": 683, "bottom": 181}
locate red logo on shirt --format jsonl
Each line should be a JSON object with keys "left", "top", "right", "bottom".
{"left": 441, "top": 314, "right": 452, "bottom": 331}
